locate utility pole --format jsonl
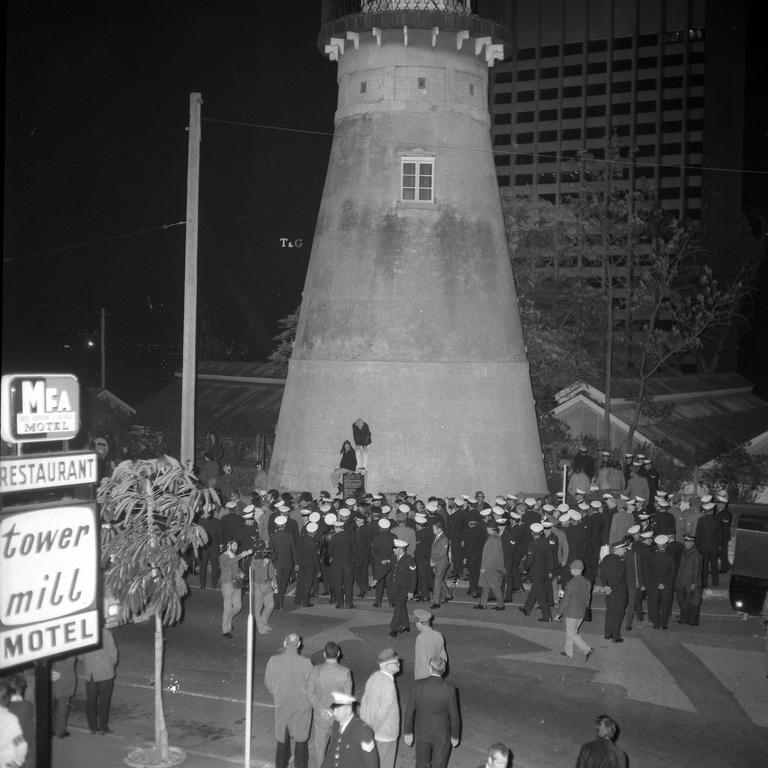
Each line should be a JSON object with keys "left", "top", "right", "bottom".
{"left": 180, "top": 93, "right": 201, "bottom": 470}
{"left": 100, "top": 306, "right": 106, "bottom": 389}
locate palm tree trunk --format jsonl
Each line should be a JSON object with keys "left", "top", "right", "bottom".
{"left": 155, "top": 611, "right": 170, "bottom": 761}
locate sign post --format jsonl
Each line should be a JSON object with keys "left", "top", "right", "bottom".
{"left": 0, "top": 373, "right": 101, "bottom": 768}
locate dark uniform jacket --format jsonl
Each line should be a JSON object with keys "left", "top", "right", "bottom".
{"left": 298, "top": 532, "right": 321, "bottom": 571}
{"left": 523, "top": 536, "right": 554, "bottom": 578}
{"left": 198, "top": 516, "right": 222, "bottom": 553}
{"left": 328, "top": 529, "right": 357, "bottom": 568}
{"left": 695, "top": 514, "right": 720, "bottom": 552}
{"left": 391, "top": 552, "right": 418, "bottom": 592}
{"left": 271, "top": 529, "right": 298, "bottom": 570}
{"left": 647, "top": 550, "right": 676, "bottom": 588}
{"left": 321, "top": 714, "right": 378, "bottom": 768}
{"left": 599, "top": 554, "right": 628, "bottom": 601}
{"left": 220, "top": 512, "right": 247, "bottom": 548}
{"left": 415, "top": 527, "right": 434, "bottom": 562}
{"left": 403, "top": 675, "right": 460, "bottom": 743}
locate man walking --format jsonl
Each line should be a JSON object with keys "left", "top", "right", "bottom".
{"left": 413, "top": 608, "right": 448, "bottom": 680}
{"left": 519, "top": 523, "right": 554, "bottom": 622}
{"left": 389, "top": 538, "right": 417, "bottom": 637}
{"left": 360, "top": 648, "right": 402, "bottom": 768}
{"left": 403, "top": 657, "right": 460, "bottom": 768}
{"left": 321, "top": 691, "right": 378, "bottom": 768}
{"left": 264, "top": 633, "right": 313, "bottom": 768}
{"left": 555, "top": 559, "right": 593, "bottom": 661}
{"left": 307, "top": 642, "right": 353, "bottom": 765}
{"left": 475, "top": 523, "right": 506, "bottom": 611}
{"left": 599, "top": 541, "right": 629, "bottom": 643}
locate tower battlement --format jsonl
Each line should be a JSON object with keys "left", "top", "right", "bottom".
{"left": 319, "top": 0, "right": 511, "bottom": 63}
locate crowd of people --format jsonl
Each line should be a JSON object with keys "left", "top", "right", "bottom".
{"left": 190, "top": 446, "right": 731, "bottom": 650}
{"left": 260, "top": 627, "right": 626, "bottom": 768}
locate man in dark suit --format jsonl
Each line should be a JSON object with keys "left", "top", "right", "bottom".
{"left": 599, "top": 541, "right": 629, "bottom": 642}
{"left": 321, "top": 691, "right": 378, "bottom": 768}
{"left": 328, "top": 519, "right": 357, "bottom": 609}
{"left": 403, "top": 657, "right": 460, "bottom": 768}
{"left": 389, "top": 538, "right": 418, "bottom": 636}
{"left": 270, "top": 515, "right": 298, "bottom": 610}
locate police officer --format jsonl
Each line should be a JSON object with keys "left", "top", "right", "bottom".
{"left": 321, "top": 692, "right": 377, "bottom": 768}
{"left": 389, "top": 539, "right": 417, "bottom": 637}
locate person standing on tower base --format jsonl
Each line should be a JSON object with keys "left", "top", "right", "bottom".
{"left": 352, "top": 418, "right": 372, "bottom": 472}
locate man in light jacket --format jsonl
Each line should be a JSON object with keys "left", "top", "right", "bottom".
{"left": 555, "top": 559, "right": 593, "bottom": 661}
{"left": 360, "top": 648, "right": 401, "bottom": 768}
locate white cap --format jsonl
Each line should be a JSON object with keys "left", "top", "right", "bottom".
{"left": 590, "top": 500, "right": 602, "bottom": 509}
{"left": 508, "top": 510, "right": 521, "bottom": 520}
{"left": 414, "top": 513, "right": 428, "bottom": 524}
{"left": 657, "top": 499, "right": 670, "bottom": 508}
{"left": 702, "top": 502, "right": 715, "bottom": 510}
{"left": 339, "top": 508, "right": 350, "bottom": 518}
{"left": 557, "top": 503, "right": 570, "bottom": 513}
{"left": 274, "top": 515, "right": 288, "bottom": 526}
{"left": 530, "top": 522, "right": 544, "bottom": 533}
{"left": 380, "top": 505, "right": 391, "bottom": 515}
{"left": 393, "top": 538, "right": 408, "bottom": 548}
{"left": 506, "top": 494, "right": 518, "bottom": 500}
{"left": 306, "top": 522, "right": 319, "bottom": 533}
{"left": 542, "top": 504, "right": 555, "bottom": 513}
{"left": 524, "top": 497, "right": 536, "bottom": 507}
{"left": 225, "top": 501, "right": 237, "bottom": 509}
{"left": 641, "top": 530, "right": 653, "bottom": 539}
{"left": 590, "top": 485, "right": 600, "bottom": 492}
{"left": 300, "top": 508, "right": 311, "bottom": 516}
{"left": 627, "top": 524, "right": 641, "bottom": 535}
{"left": 654, "top": 534, "right": 669, "bottom": 546}
{"left": 603, "top": 493, "right": 614, "bottom": 500}
{"left": 398, "top": 504, "right": 411, "bottom": 514}
{"left": 716, "top": 494, "right": 728, "bottom": 503}
{"left": 542, "top": 520, "right": 553, "bottom": 528}
{"left": 495, "top": 495, "right": 506, "bottom": 505}
{"left": 243, "top": 504, "right": 254, "bottom": 514}
{"left": 319, "top": 502, "right": 332, "bottom": 513}
{"left": 700, "top": 495, "right": 713, "bottom": 503}
{"left": 308, "top": 511, "right": 321, "bottom": 523}
{"left": 378, "top": 518, "right": 391, "bottom": 529}
{"left": 277, "top": 503, "right": 290, "bottom": 512}
{"left": 330, "top": 691, "right": 356, "bottom": 705}
{"left": 558, "top": 513, "right": 571, "bottom": 523}
{"left": 324, "top": 513, "right": 337, "bottom": 526}
{"left": 492, "top": 505, "right": 505, "bottom": 516}
{"left": 371, "top": 494, "right": 383, "bottom": 500}
{"left": 634, "top": 496, "right": 645, "bottom": 503}
{"left": 578, "top": 502, "right": 590, "bottom": 511}
{"left": 480, "top": 508, "right": 491, "bottom": 517}
{"left": 425, "top": 500, "right": 439, "bottom": 512}
{"left": 333, "top": 518, "right": 345, "bottom": 527}
{"left": 570, "top": 510, "right": 583, "bottom": 521}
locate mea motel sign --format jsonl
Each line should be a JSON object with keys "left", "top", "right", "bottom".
{"left": 0, "top": 504, "right": 100, "bottom": 668}
{"left": 0, "top": 373, "right": 80, "bottom": 444}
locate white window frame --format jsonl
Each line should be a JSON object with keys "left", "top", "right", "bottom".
{"left": 400, "top": 156, "right": 435, "bottom": 202}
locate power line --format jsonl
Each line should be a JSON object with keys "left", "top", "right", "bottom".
{"left": 3, "top": 221, "right": 186, "bottom": 264}
{"left": 202, "top": 114, "right": 768, "bottom": 177}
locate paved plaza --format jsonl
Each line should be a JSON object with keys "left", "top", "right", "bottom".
{"left": 48, "top": 579, "right": 768, "bottom": 768}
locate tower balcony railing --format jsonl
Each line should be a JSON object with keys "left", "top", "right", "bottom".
{"left": 319, "top": 0, "right": 511, "bottom": 48}
{"left": 320, "top": 0, "right": 509, "bottom": 27}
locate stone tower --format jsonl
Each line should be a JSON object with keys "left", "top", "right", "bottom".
{"left": 269, "top": 0, "right": 547, "bottom": 497}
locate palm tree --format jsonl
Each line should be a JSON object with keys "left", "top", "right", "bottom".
{"left": 97, "top": 454, "right": 216, "bottom": 766}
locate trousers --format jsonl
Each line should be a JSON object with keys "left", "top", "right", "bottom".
{"left": 85, "top": 678, "right": 114, "bottom": 733}
{"left": 564, "top": 617, "right": 591, "bottom": 657}
{"left": 221, "top": 582, "right": 242, "bottom": 633}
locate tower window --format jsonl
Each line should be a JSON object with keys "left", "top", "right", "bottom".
{"left": 401, "top": 157, "right": 434, "bottom": 202}
{"left": 417, "top": 77, "right": 426, "bottom": 90}
{"left": 360, "top": 81, "right": 367, "bottom": 94}
{"left": 469, "top": 83, "right": 474, "bottom": 95}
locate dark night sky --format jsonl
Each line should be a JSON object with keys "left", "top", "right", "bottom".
{"left": 3, "top": 1, "right": 767, "bottom": 401}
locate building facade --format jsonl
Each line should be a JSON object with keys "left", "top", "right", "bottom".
{"left": 484, "top": 0, "right": 745, "bottom": 246}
